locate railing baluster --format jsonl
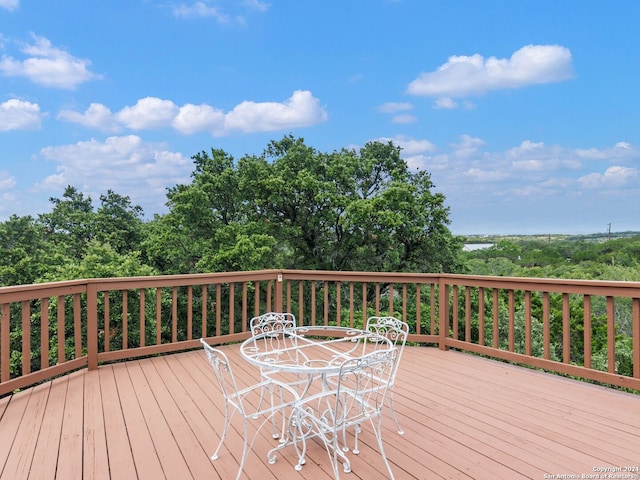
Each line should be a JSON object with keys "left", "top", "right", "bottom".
{"left": 155, "top": 288, "right": 161, "bottom": 345}
{"left": 478, "top": 287, "right": 485, "bottom": 346}
{"left": 187, "top": 286, "right": 192, "bottom": 340}
{"left": 1, "top": 303, "right": 8, "bottom": 383}
{"left": 563, "top": 293, "right": 570, "bottom": 364}
{"left": 122, "top": 290, "right": 128, "bottom": 349}
{"left": 105, "top": 292, "right": 110, "bottom": 352}
{"left": 607, "top": 296, "right": 615, "bottom": 373}
{"left": 508, "top": 290, "right": 515, "bottom": 353}
{"left": 452, "top": 285, "right": 459, "bottom": 340}
{"left": 201, "top": 285, "right": 207, "bottom": 339}
{"left": 633, "top": 298, "right": 640, "bottom": 379}
{"left": 584, "top": 295, "right": 592, "bottom": 369}
{"left": 543, "top": 292, "right": 550, "bottom": 360}
{"left": 524, "top": 290, "right": 532, "bottom": 357}
{"left": 41, "top": 298, "right": 49, "bottom": 370}
{"left": 216, "top": 284, "right": 221, "bottom": 336}
{"left": 140, "top": 289, "right": 146, "bottom": 347}
{"left": 57, "top": 296, "right": 65, "bottom": 364}
{"left": 21, "top": 301, "right": 30, "bottom": 375}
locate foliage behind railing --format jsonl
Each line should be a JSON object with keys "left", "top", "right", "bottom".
{"left": 1, "top": 269, "right": 639, "bottom": 396}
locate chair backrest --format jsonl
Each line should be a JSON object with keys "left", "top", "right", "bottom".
{"left": 365, "top": 316, "right": 408, "bottom": 383}
{"left": 249, "top": 312, "right": 296, "bottom": 335}
{"left": 200, "top": 339, "right": 245, "bottom": 414}
{"left": 333, "top": 348, "right": 398, "bottom": 426}
{"left": 365, "top": 316, "right": 409, "bottom": 348}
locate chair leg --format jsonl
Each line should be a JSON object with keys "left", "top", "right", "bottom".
{"left": 387, "top": 391, "right": 404, "bottom": 434}
{"left": 211, "top": 404, "right": 231, "bottom": 461}
{"left": 329, "top": 435, "right": 352, "bottom": 479}
{"left": 353, "top": 423, "right": 362, "bottom": 454}
{"left": 372, "top": 416, "right": 395, "bottom": 480}
{"left": 256, "top": 379, "right": 280, "bottom": 439}
{"left": 235, "top": 420, "right": 251, "bottom": 480}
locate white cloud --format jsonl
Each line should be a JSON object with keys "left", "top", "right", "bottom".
{"left": 507, "top": 140, "right": 544, "bottom": 157}
{"left": 377, "top": 102, "right": 413, "bottom": 113}
{"left": 172, "top": 103, "right": 225, "bottom": 134}
{"left": 0, "top": 34, "right": 101, "bottom": 89}
{"left": 434, "top": 97, "right": 458, "bottom": 109}
{"left": 243, "top": 0, "right": 270, "bottom": 12}
{"left": 58, "top": 103, "right": 121, "bottom": 133}
{"left": 173, "top": 2, "right": 231, "bottom": 22}
{"left": 0, "top": 171, "right": 16, "bottom": 189}
{"left": 0, "top": 98, "right": 44, "bottom": 130}
{"left": 377, "top": 102, "right": 416, "bottom": 123}
{"left": 392, "top": 114, "right": 417, "bottom": 124}
{"left": 173, "top": 0, "right": 268, "bottom": 23}
{"left": 221, "top": 90, "right": 328, "bottom": 134}
{"left": 385, "top": 135, "right": 436, "bottom": 156}
{"left": 116, "top": 97, "right": 179, "bottom": 130}
{"left": 407, "top": 44, "right": 573, "bottom": 99}
{"left": 578, "top": 166, "right": 638, "bottom": 188}
{"left": 577, "top": 143, "right": 638, "bottom": 160}
{"left": 38, "top": 135, "right": 191, "bottom": 213}
{"left": 0, "top": 171, "right": 17, "bottom": 215}
{"left": 0, "top": 0, "right": 18, "bottom": 11}
{"left": 58, "top": 90, "right": 327, "bottom": 135}
{"left": 451, "top": 134, "right": 486, "bottom": 158}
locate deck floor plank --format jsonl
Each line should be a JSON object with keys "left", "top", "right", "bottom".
{"left": 111, "top": 361, "right": 165, "bottom": 480}
{"left": 98, "top": 364, "right": 136, "bottom": 479}
{"left": 125, "top": 360, "right": 194, "bottom": 479}
{"left": 0, "top": 388, "right": 31, "bottom": 479}
{"left": 137, "top": 356, "right": 218, "bottom": 479}
{"left": 55, "top": 370, "right": 85, "bottom": 480}
{"left": 29, "top": 376, "right": 69, "bottom": 480}
{"left": 1, "top": 345, "right": 639, "bottom": 479}
{"left": 83, "top": 368, "right": 110, "bottom": 480}
{"left": 0, "top": 382, "right": 49, "bottom": 480}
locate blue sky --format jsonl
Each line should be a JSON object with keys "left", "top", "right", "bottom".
{"left": 1, "top": 0, "right": 638, "bottom": 235}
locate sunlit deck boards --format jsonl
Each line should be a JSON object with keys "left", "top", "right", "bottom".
{"left": 1, "top": 346, "right": 639, "bottom": 479}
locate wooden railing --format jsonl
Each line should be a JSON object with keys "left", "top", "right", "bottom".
{"left": 1, "top": 270, "right": 639, "bottom": 396}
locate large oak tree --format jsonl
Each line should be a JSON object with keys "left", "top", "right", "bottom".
{"left": 147, "top": 135, "right": 463, "bottom": 273}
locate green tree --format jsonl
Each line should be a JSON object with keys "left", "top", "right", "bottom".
{"left": 38, "top": 186, "right": 96, "bottom": 262}
{"left": 149, "top": 135, "right": 463, "bottom": 274}
{"left": 0, "top": 215, "right": 46, "bottom": 286}
{"left": 94, "top": 190, "right": 145, "bottom": 255}
{"left": 250, "top": 136, "right": 462, "bottom": 272}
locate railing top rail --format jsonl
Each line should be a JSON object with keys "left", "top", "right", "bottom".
{"left": 280, "top": 270, "right": 440, "bottom": 283}
{"left": 4, "top": 270, "right": 640, "bottom": 300}
{"left": 439, "top": 273, "right": 640, "bottom": 296}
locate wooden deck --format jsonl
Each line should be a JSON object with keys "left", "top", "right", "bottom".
{"left": 1, "top": 345, "right": 639, "bottom": 480}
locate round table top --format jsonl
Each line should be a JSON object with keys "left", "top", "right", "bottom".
{"left": 240, "top": 325, "right": 392, "bottom": 375}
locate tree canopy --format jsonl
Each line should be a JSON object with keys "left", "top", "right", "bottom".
{"left": 0, "top": 136, "right": 463, "bottom": 285}
{"left": 145, "top": 135, "right": 463, "bottom": 274}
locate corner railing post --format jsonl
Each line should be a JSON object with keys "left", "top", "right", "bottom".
{"left": 87, "top": 282, "right": 98, "bottom": 370}
{"left": 438, "top": 276, "right": 449, "bottom": 351}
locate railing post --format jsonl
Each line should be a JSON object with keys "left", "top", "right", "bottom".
{"left": 438, "top": 277, "right": 449, "bottom": 351}
{"left": 87, "top": 282, "right": 98, "bottom": 370}
{"left": 274, "top": 272, "right": 283, "bottom": 313}
{"left": 633, "top": 298, "right": 640, "bottom": 379}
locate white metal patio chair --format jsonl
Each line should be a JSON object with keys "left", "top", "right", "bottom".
{"left": 199, "top": 339, "right": 299, "bottom": 480}
{"left": 365, "top": 316, "right": 409, "bottom": 434}
{"left": 249, "top": 311, "right": 297, "bottom": 336}
{"left": 248, "top": 312, "right": 300, "bottom": 437}
{"left": 286, "top": 348, "right": 398, "bottom": 479}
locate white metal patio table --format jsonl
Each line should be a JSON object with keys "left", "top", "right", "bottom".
{"left": 241, "top": 326, "right": 391, "bottom": 391}
{"left": 239, "top": 325, "right": 393, "bottom": 468}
